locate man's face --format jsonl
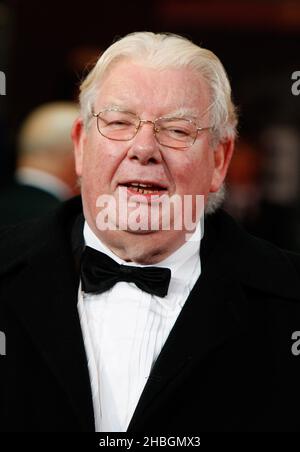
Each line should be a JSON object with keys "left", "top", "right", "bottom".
{"left": 72, "top": 60, "right": 233, "bottom": 263}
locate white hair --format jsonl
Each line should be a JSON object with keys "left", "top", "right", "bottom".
{"left": 79, "top": 32, "right": 238, "bottom": 213}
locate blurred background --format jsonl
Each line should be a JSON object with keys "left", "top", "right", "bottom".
{"left": 1, "top": 0, "right": 300, "bottom": 250}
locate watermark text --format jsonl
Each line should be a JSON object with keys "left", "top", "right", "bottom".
{"left": 291, "top": 71, "right": 300, "bottom": 96}
{"left": 0, "top": 71, "right": 6, "bottom": 96}
{"left": 0, "top": 330, "right": 6, "bottom": 356}
{"left": 291, "top": 331, "right": 300, "bottom": 356}
{"left": 95, "top": 187, "right": 204, "bottom": 241}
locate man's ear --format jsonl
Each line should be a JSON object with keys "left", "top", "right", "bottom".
{"left": 71, "top": 117, "right": 86, "bottom": 177}
{"left": 210, "top": 138, "right": 235, "bottom": 193}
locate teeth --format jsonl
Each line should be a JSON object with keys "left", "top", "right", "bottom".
{"left": 130, "top": 187, "right": 159, "bottom": 194}
{"left": 123, "top": 182, "right": 166, "bottom": 194}
{"left": 130, "top": 183, "right": 156, "bottom": 188}
{"left": 141, "top": 189, "right": 156, "bottom": 194}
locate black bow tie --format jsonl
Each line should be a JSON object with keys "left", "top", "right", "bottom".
{"left": 80, "top": 246, "right": 171, "bottom": 297}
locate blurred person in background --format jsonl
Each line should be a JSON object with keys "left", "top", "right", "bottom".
{"left": 256, "top": 125, "right": 300, "bottom": 251}
{"left": 225, "top": 126, "right": 300, "bottom": 252}
{"left": 0, "top": 101, "right": 79, "bottom": 226}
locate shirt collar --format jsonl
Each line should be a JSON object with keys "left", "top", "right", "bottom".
{"left": 83, "top": 221, "right": 201, "bottom": 300}
{"left": 15, "top": 167, "right": 72, "bottom": 200}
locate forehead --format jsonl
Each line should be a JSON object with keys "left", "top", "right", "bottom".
{"left": 94, "top": 60, "right": 210, "bottom": 116}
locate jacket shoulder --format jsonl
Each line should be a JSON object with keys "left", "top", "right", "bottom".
{"left": 0, "top": 219, "right": 43, "bottom": 274}
{"left": 205, "top": 210, "right": 300, "bottom": 301}
{"left": 0, "top": 196, "right": 83, "bottom": 277}
{"left": 284, "top": 249, "right": 300, "bottom": 273}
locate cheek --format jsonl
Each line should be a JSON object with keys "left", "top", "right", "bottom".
{"left": 82, "top": 136, "right": 121, "bottom": 188}
{"left": 170, "top": 150, "right": 214, "bottom": 194}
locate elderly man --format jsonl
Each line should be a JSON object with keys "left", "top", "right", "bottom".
{"left": 0, "top": 32, "right": 300, "bottom": 433}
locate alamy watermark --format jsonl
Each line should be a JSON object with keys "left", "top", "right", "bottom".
{"left": 0, "top": 330, "right": 6, "bottom": 356}
{"left": 291, "top": 331, "right": 300, "bottom": 356}
{"left": 291, "top": 71, "right": 300, "bottom": 96}
{"left": 0, "top": 70, "right": 6, "bottom": 96}
{"left": 95, "top": 187, "right": 205, "bottom": 241}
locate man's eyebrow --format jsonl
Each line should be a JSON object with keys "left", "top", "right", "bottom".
{"left": 94, "top": 104, "right": 202, "bottom": 120}
{"left": 100, "top": 104, "right": 129, "bottom": 111}
{"left": 162, "top": 108, "right": 199, "bottom": 120}
{"left": 92, "top": 103, "right": 131, "bottom": 113}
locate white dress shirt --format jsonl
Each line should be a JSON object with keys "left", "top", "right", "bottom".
{"left": 77, "top": 223, "right": 201, "bottom": 432}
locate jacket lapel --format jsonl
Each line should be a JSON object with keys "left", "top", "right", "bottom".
{"left": 6, "top": 202, "right": 95, "bottom": 432}
{"left": 128, "top": 209, "right": 300, "bottom": 431}
{"left": 127, "top": 255, "right": 248, "bottom": 431}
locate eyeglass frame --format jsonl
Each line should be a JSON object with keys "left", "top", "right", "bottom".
{"left": 90, "top": 107, "right": 214, "bottom": 149}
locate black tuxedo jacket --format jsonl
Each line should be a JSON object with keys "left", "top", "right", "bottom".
{"left": 1, "top": 196, "right": 300, "bottom": 432}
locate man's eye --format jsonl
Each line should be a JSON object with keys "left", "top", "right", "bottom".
{"left": 106, "top": 120, "right": 132, "bottom": 127}
{"left": 167, "top": 127, "right": 190, "bottom": 137}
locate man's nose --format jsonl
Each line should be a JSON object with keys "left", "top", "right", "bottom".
{"left": 127, "top": 120, "right": 162, "bottom": 165}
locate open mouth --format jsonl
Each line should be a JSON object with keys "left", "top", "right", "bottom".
{"left": 119, "top": 182, "right": 168, "bottom": 195}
